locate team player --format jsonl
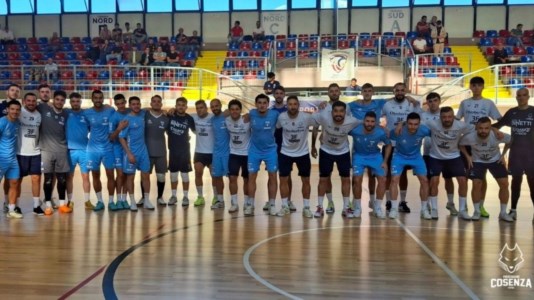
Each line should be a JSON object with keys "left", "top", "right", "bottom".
{"left": 84, "top": 90, "right": 117, "bottom": 211}
{"left": 109, "top": 94, "right": 130, "bottom": 210}
{"left": 456, "top": 76, "right": 502, "bottom": 218}
{"left": 38, "top": 84, "right": 51, "bottom": 104}
{"left": 0, "top": 100, "right": 22, "bottom": 218}
{"left": 38, "top": 90, "right": 71, "bottom": 215}
{"left": 246, "top": 94, "right": 280, "bottom": 216}
{"left": 191, "top": 100, "right": 215, "bottom": 207}
{"left": 381, "top": 82, "right": 421, "bottom": 213}
{"left": 2, "top": 84, "right": 20, "bottom": 212}
{"left": 312, "top": 101, "right": 360, "bottom": 218}
{"left": 17, "top": 93, "right": 43, "bottom": 215}
{"left": 167, "top": 97, "right": 195, "bottom": 206}
{"left": 493, "top": 88, "right": 534, "bottom": 221}
{"left": 209, "top": 98, "right": 230, "bottom": 209}
{"left": 426, "top": 107, "right": 473, "bottom": 220}
{"left": 460, "top": 117, "right": 513, "bottom": 221}
{"left": 350, "top": 111, "right": 390, "bottom": 218}
{"left": 389, "top": 113, "right": 432, "bottom": 219}
{"left": 119, "top": 96, "right": 153, "bottom": 211}
{"left": 225, "top": 99, "right": 250, "bottom": 213}
{"left": 65, "top": 92, "right": 93, "bottom": 209}
{"left": 275, "top": 96, "right": 315, "bottom": 217}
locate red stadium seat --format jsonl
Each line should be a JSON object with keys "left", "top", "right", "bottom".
{"left": 338, "top": 40, "right": 349, "bottom": 49}
{"left": 170, "top": 81, "right": 184, "bottom": 91}
{"left": 485, "top": 47, "right": 495, "bottom": 55}
{"left": 513, "top": 47, "right": 526, "bottom": 55}
{"left": 73, "top": 44, "right": 85, "bottom": 51}
{"left": 29, "top": 44, "right": 40, "bottom": 51}
{"left": 8, "top": 53, "right": 19, "bottom": 60}
{"left": 445, "top": 56, "right": 458, "bottom": 65}
{"left": 298, "top": 34, "right": 308, "bottom": 40}
{"left": 395, "top": 32, "right": 406, "bottom": 37}
{"left": 112, "top": 70, "right": 124, "bottom": 79}
{"left": 385, "top": 39, "right": 398, "bottom": 48}
{"left": 524, "top": 78, "right": 533, "bottom": 88}
{"left": 235, "top": 60, "right": 246, "bottom": 69}
{"left": 71, "top": 37, "right": 81, "bottom": 43}
{"left": 227, "top": 51, "right": 237, "bottom": 57}
{"left": 61, "top": 71, "right": 73, "bottom": 79}
{"left": 310, "top": 41, "right": 318, "bottom": 49}
{"left": 55, "top": 53, "right": 65, "bottom": 60}
{"left": 473, "top": 31, "right": 485, "bottom": 38}
{"left": 7, "top": 45, "right": 18, "bottom": 52}
{"left": 138, "top": 69, "right": 148, "bottom": 78}
{"left": 240, "top": 42, "right": 251, "bottom": 50}
{"left": 298, "top": 50, "right": 308, "bottom": 58}
{"left": 31, "top": 53, "right": 44, "bottom": 60}
{"left": 499, "top": 66, "right": 512, "bottom": 75}
{"left": 418, "top": 56, "right": 431, "bottom": 66}
{"left": 276, "top": 50, "right": 284, "bottom": 59}
{"left": 276, "top": 35, "right": 286, "bottom": 40}
{"left": 86, "top": 71, "right": 98, "bottom": 79}
{"left": 499, "top": 29, "right": 510, "bottom": 37}
{"left": 27, "top": 37, "right": 37, "bottom": 44}
{"left": 11, "top": 71, "right": 21, "bottom": 80}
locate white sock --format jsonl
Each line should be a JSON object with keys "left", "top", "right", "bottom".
{"left": 129, "top": 193, "right": 135, "bottom": 203}
{"left": 144, "top": 193, "right": 149, "bottom": 202}
{"left": 67, "top": 193, "right": 73, "bottom": 201}
{"left": 8, "top": 203, "right": 15, "bottom": 211}
{"left": 343, "top": 197, "right": 349, "bottom": 209}
{"left": 109, "top": 196, "right": 114, "bottom": 204}
{"left": 172, "top": 189, "right": 177, "bottom": 197}
{"left": 33, "top": 197, "right": 40, "bottom": 208}
{"left": 96, "top": 192, "right": 103, "bottom": 202}
{"left": 212, "top": 185, "right": 217, "bottom": 196}
{"left": 500, "top": 203, "right": 507, "bottom": 214}
{"left": 303, "top": 199, "right": 310, "bottom": 208}
{"left": 510, "top": 208, "right": 516, "bottom": 212}
{"left": 481, "top": 199, "right": 485, "bottom": 206}
{"left": 421, "top": 200, "right": 428, "bottom": 211}
{"left": 400, "top": 190, "right": 407, "bottom": 202}
{"left": 46, "top": 201, "right": 52, "bottom": 208}
{"left": 196, "top": 186, "right": 203, "bottom": 197}
{"left": 217, "top": 194, "right": 223, "bottom": 202}
{"left": 249, "top": 197, "right": 255, "bottom": 206}
{"left": 370, "top": 194, "right": 376, "bottom": 202}
{"left": 474, "top": 202, "right": 481, "bottom": 213}
{"left": 84, "top": 193, "right": 90, "bottom": 201}
{"left": 120, "top": 193, "right": 125, "bottom": 202}
{"left": 375, "top": 199, "right": 383, "bottom": 209}
{"left": 391, "top": 200, "right": 399, "bottom": 209}
{"left": 59, "top": 200, "right": 65, "bottom": 206}
{"left": 447, "top": 193, "right": 454, "bottom": 204}
{"left": 326, "top": 193, "right": 333, "bottom": 202}
{"left": 459, "top": 197, "right": 467, "bottom": 211}
{"left": 429, "top": 196, "right": 438, "bottom": 210}
{"left": 318, "top": 196, "right": 324, "bottom": 207}
{"left": 231, "top": 194, "right": 237, "bottom": 205}
{"left": 282, "top": 197, "right": 288, "bottom": 206}
{"left": 245, "top": 195, "right": 250, "bottom": 205}
{"left": 353, "top": 199, "right": 361, "bottom": 209}
{"left": 269, "top": 198, "right": 275, "bottom": 206}
{"left": 184, "top": 190, "right": 189, "bottom": 198}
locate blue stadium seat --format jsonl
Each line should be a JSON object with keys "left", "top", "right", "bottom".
{"left": 51, "top": 81, "right": 63, "bottom": 91}
{"left": 363, "top": 49, "right": 376, "bottom": 57}
{"left": 261, "top": 50, "right": 269, "bottom": 57}
{"left": 155, "top": 81, "right": 170, "bottom": 91}
{"left": 66, "top": 52, "right": 77, "bottom": 60}
{"left": 38, "top": 37, "right": 48, "bottom": 44}
{"left": 125, "top": 70, "right": 137, "bottom": 79}
{"left": 288, "top": 34, "right": 297, "bottom": 40}
{"left": 360, "top": 32, "right": 371, "bottom": 39}
{"left": 276, "top": 41, "right": 286, "bottom": 50}
{"left": 21, "top": 52, "right": 31, "bottom": 60}
{"left": 78, "top": 81, "right": 91, "bottom": 91}
{"left": 82, "top": 37, "right": 92, "bottom": 44}
{"left": 17, "top": 38, "right": 27, "bottom": 44}
{"left": 242, "top": 35, "right": 253, "bottom": 42}
{"left": 486, "top": 30, "right": 498, "bottom": 38}
{"left": 75, "top": 70, "right": 86, "bottom": 79}
{"left": 443, "top": 47, "right": 452, "bottom": 54}
{"left": 25, "top": 81, "right": 39, "bottom": 90}
{"left": 257, "top": 69, "right": 266, "bottom": 80}
{"left": 265, "top": 35, "right": 275, "bottom": 41}
{"left": 515, "top": 66, "right": 529, "bottom": 74}
{"left": 129, "top": 82, "right": 142, "bottom": 91}
{"left": 185, "top": 51, "right": 196, "bottom": 60}
{"left": 432, "top": 56, "right": 445, "bottom": 66}
{"left": 0, "top": 71, "right": 10, "bottom": 79}
{"left": 285, "top": 50, "right": 296, "bottom": 58}
{"left": 71, "top": 60, "right": 81, "bottom": 65}
{"left": 383, "top": 32, "right": 394, "bottom": 37}
{"left": 60, "top": 37, "right": 70, "bottom": 44}
{"left": 62, "top": 44, "right": 74, "bottom": 51}
{"left": 521, "top": 55, "right": 532, "bottom": 63}
{"left": 298, "top": 41, "right": 309, "bottom": 49}
{"left": 231, "top": 70, "right": 244, "bottom": 80}
{"left": 223, "top": 60, "right": 235, "bottom": 69}
{"left": 337, "top": 34, "right": 347, "bottom": 40}
{"left": 22, "top": 60, "right": 32, "bottom": 65}
{"left": 237, "top": 51, "right": 249, "bottom": 57}
{"left": 252, "top": 42, "right": 262, "bottom": 50}
{"left": 309, "top": 51, "right": 319, "bottom": 58}
{"left": 406, "top": 31, "right": 417, "bottom": 40}
{"left": 248, "top": 60, "right": 259, "bottom": 69}
{"left": 321, "top": 40, "right": 332, "bottom": 49}
{"left": 229, "top": 43, "right": 239, "bottom": 51}
{"left": 18, "top": 44, "right": 28, "bottom": 51}
{"left": 508, "top": 78, "right": 522, "bottom": 88}
{"left": 98, "top": 70, "right": 110, "bottom": 79}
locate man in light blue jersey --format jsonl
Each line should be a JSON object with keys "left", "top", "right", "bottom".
{"left": 350, "top": 111, "right": 391, "bottom": 219}
{"left": 109, "top": 94, "right": 130, "bottom": 210}
{"left": 65, "top": 92, "right": 92, "bottom": 210}
{"left": 0, "top": 100, "right": 22, "bottom": 219}
{"left": 246, "top": 94, "right": 280, "bottom": 216}
{"left": 119, "top": 96, "right": 153, "bottom": 211}
{"left": 209, "top": 98, "right": 230, "bottom": 209}
{"left": 388, "top": 112, "right": 431, "bottom": 220}
{"left": 84, "top": 90, "right": 117, "bottom": 211}
{"left": 1, "top": 84, "right": 20, "bottom": 213}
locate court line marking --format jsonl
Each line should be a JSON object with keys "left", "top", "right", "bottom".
{"left": 58, "top": 265, "right": 107, "bottom": 300}
{"left": 397, "top": 219, "right": 480, "bottom": 300}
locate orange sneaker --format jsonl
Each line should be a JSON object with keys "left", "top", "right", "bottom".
{"left": 58, "top": 205, "right": 72, "bottom": 213}
{"left": 44, "top": 207, "right": 54, "bottom": 216}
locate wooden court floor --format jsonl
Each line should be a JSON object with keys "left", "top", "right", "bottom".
{"left": 0, "top": 167, "right": 533, "bottom": 300}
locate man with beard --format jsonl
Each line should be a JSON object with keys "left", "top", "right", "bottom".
{"left": 191, "top": 100, "right": 215, "bottom": 207}
{"left": 460, "top": 117, "right": 513, "bottom": 221}
{"left": 1, "top": 84, "right": 20, "bottom": 212}
{"left": 1, "top": 100, "right": 22, "bottom": 218}
{"left": 209, "top": 98, "right": 230, "bottom": 209}
{"left": 38, "top": 84, "right": 51, "bottom": 104}
{"left": 109, "top": 94, "right": 131, "bottom": 210}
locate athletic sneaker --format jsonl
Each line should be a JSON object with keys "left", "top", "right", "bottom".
{"left": 269, "top": 205, "right": 277, "bottom": 216}
{"left": 118, "top": 201, "right": 129, "bottom": 210}
{"left": 398, "top": 201, "right": 411, "bottom": 213}
{"left": 68, "top": 201, "right": 74, "bottom": 209}
{"left": 3, "top": 202, "right": 7, "bottom": 212}
{"left": 85, "top": 200, "right": 95, "bottom": 210}
{"left": 302, "top": 207, "right": 313, "bottom": 218}
{"left": 388, "top": 208, "right": 399, "bottom": 219}
{"left": 374, "top": 206, "right": 386, "bottom": 219}
{"left": 446, "top": 202, "right": 459, "bottom": 216}
{"left": 168, "top": 196, "right": 178, "bottom": 206}
{"left": 44, "top": 207, "right": 54, "bottom": 215}
{"left": 93, "top": 201, "right": 105, "bottom": 212}
{"left": 144, "top": 199, "right": 155, "bottom": 210}
{"left": 58, "top": 205, "right": 73, "bottom": 213}
{"left": 228, "top": 204, "right": 239, "bottom": 213}
{"left": 194, "top": 196, "right": 205, "bottom": 206}
{"left": 479, "top": 205, "right": 490, "bottom": 218}
{"left": 51, "top": 199, "right": 58, "bottom": 209}
{"left": 244, "top": 205, "right": 254, "bottom": 216}
{"left": 157, "top": 198, "right": 167, "bottom": 206}
{"left": 136, "top": 197, "right": 144, "bottom": 207}
{"left": 368, "top": 200, "right": 374, "bottom": 210}
{"left": 353, "top": 207, "right": 362, "bottom": 218}
{"left": 276, "top": 205, "right": 290, "bottom": 217}
{"left": 385, "top": 200, "right": 391, "bottom": 211}
{"left": 314, "top": 206, "right": 324, "bottom": 218}
{"left": 288, "top": 201, "right": 297, "bottom": 212}
{"left": 262, "top": 201, "right": 270, "bottom": 211}
{"left": 14, "top": 206, "right": 22, "bottom": 214}
{"left": 326, "top": 201, "right": 335, "bottom": 214}
{"left": 499, "top": 212, "right": 514, "bottom": 222}
{"left": 421, "top": 209, "right": 432, "bottom": 220}
{"left": 130, "top": 200, "right": 138, "bottom": 211}
{"left": 459, "top": 210, "right": 471, "bottom": 221}
{"left": 108, "top": 202, "right": 119, "bottom": 211}
{"left": 211, "top": 196, "right": 217, "bottom": 205}
{"left": 431, "top": 209, "right": 439, "bottom": 220}
{"left": 211, "top": 201, "right": 225, "bottom": 209}
{"left": 471, "top": 211, "right": 481, "bottom": 221}
{"left": 182, "top": 196, "right": 190, "bottom": 207}
{"left": 342, "top": 208, "right": 355, "bottom": 219}
{"left": 508, "top": 210, "right": 517, "bottom": 220}
{"left": 6, "top": 211, "right": 23, "bottom": 219}
{"left": 33, "top": 207, "right": 45, "bottom": 216}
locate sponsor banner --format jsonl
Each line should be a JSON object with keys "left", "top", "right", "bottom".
{"left": 90, "top": 14, "right": 115, "bottom": 38}
{"left": 381, "top": 8, "right": 409, "bottom": 33}
{"left": 261, "top": 11, "right": 288, "bottom": 36}
{"left": 321, "top": 49, "right": 355, "bottom": 81}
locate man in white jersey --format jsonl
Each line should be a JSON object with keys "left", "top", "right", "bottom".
{"left": 275, "top": 96, "right": 315, "bottom": 217}
{"left": 381, "top": 82, "right": 421, "bottom": 214}
{"left": 191, "top": 100, "right": 216, "bottom": 207}
{"left": 312, "top": 101, "right": 360, "bottom": 218}
{"left": 225, "top": 99, "right": 251, "bottom": 213}
{"left": 460, "top": 117, "right": 513, "bottom": 221}
{"left": 17, "top": 93, "right": 43, "bottom": 215}
{"left": 426, "top": 107, "right": 473, "bottom": 220}
{"left": 456, "top": 76, "right": 502, "bottom": 218}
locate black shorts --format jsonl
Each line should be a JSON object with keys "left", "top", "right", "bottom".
{"left": 279, "top": 153, "right": 311, "bottom": 177}
{"left": 427, "top": 156, "right": 466, "bottom": 178}
{"left": 17, "top": 154, "right": 41, "bottom": 177}
{"left": 508, "top": 148, "right": 534, "bottom": 176}
{"left": 383, "top": 146, "right": 410, "bottom": 175}
{"left": 194, "top": 152, "right": 212, "bottom": 166}
{"left": 468, "top": 161, "right": 508, "bottom": 180}
{"left": 319, "top": 149, "right": 351, "bottom": 178}
{"left": 228, "top": 154, "right": 248, "bottom": 178}
{"left": 169, "top": 152, "right": 192, "bottom": 173}
{"left": 149, "top": 156, "right": 167, "bottom": 174}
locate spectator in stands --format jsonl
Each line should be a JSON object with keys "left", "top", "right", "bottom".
{"left": 346, "top": 78, "right": 362, "bottom": 96}
{"left": 412, "top": 34, "right": 428, "bottom": 54}
{"left": 123, "top": 22, "right": 133, "bottom": 44}
{"left": 1, "top": 25, "right": 15, "bottom": 44}
{"left": 429, "top": 16, "right": 438, "bottom": 33}
{"left": 229, "top": 21, "right": 244, "bottom": 44}
{"left": 99, "top": 25, "right": 111, "bottom": 41}
{"left": 99, "top": 41, "right": 111, "bottom": 63}
{"left": 263, "top": 72, "right": 280, "bottom": 95}
{"left": 44, "top": 58, "right": 59, "bottom": 81}
{"left": 167, "top": 45, "right": 180, "bottom": 66}
{"left": 152, "top": 46, "right": 167, "bottom": 66}
{"left": 160, "top": 39, "right": 171, "bottom": 55}
{"left": 189, "top": 30, "right": 203, "bottom": 57}
{"left": 140, "top": 47, "right": 154, "bottom": 66}
{"left": 48, "top": 32, "right": 61, "bottom": 53}
{"left": 133, "top": 23, "right": 148, "bottom": 44}
{"left": 431, "top": 21, "right": 447, "bottom": 54}
{"left": 85, "top": 40, "right": 100, "bottom": 62}
{"left": 511, "top": 23, "right": 523, "bottom": 37}
{"left": 175, "top": 28, "right": 188, "bottom": 52}
{"left": 147, "top": 38, "right": 157, "bottom": 53}
{"left": 493, "top": 43, "right": 509, "bottom": 65}
{"left": 106, "top": 42, "right": 123, "bottom": 63}
{"left": 253, "top": 21, "right": 265, "bottom": 41}
{"left": 112, "top": 23, "right": 122, "bottom": 42}
{"left": 416, "top": 16, "right": 430, "bottom": 38}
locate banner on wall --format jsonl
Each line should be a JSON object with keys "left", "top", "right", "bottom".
{"left": 320, "top": 49, "right": 355, "bottom": 81}
{"left": 261, "top": 12, "right": 288, "bottom": 36}
{"left": 90, "top": 15, "right": 115, "bottom": 38}
{"left": 381, "top": 8, "right": 410, "bottom": 33}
